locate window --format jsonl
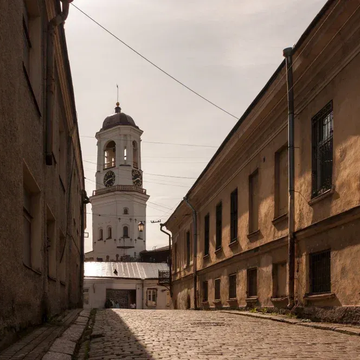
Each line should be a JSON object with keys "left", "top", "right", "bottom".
{"left": 106, "top": 255, "right": 109, "bottom": 261}
{"left": 204, "top": 214, "right": 210, "bottom": 256}
{"left": 312, "top": 101, "right": 333, "bottom": 197}
{"left": 249, "top": 170, "right": 259, "bottom": 233}
{"left": 47, "top": 213, "right": 56, "bottom": 279}
{"left": 174, "top": 242, "right": 177, "bottom": 272}
{"left": 310, "top": 250, "right": 331, "bottom": 294}
{"left": 99, "top": 228, "right": 103, "bottom": 240}
{"left": 216, "top": 202, "right": 222, "bottom": 249}
{"left": 275, "top": 146, "right": 288, "bottom": 217}
{"left": 146, "top": 289, "right": 157, "bottom": 307}
{"left": 186, "top": 231, "right": 191, "bottom": 266}
{"left": 123, "top": 146, "right": 127, "bottom": 162}
{"left": 104, "top": 141, "right": 116, "bottom": 169}
{"left": 23, "top": 0, "right": 42, "bottom": 104}
{"left": 107, "top": 226, "right": 112, "bottom": 239}
{"left": 123, "top": 226, "right": 129, "bottom": 238}
{"left": 133, "top": 141, "right": 138, "bottom": 168}
{"left": 247, "top": 268, "right": 257, "bottom": 297}
{"left": 202, "top": 281, "right": 208, "bottom": 302}
{"left": 214, "top": 278, "right": 221, "bottom": 300}
{"left": 124, "top": 207, "right": 129, "bottom": 215}
{"left": 230, "top": 189, "right": 238, "bottom": 242}
{"left": 23, "top": 187, "right": 32, "bottom": 267}
{"left": 134, "top": 252, "right": 136, "bottom": 259}
{"left": 229, "top": 274, "right": 237, "bottom": 299}
{"left": 272, "top": 263, "right": 287, "bottom": 297}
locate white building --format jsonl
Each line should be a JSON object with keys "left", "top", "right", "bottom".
{"left": 85, "top": 102, "right": 149, "bottom": 261}
{"left": 83, "top": 262, "right": 171, "bottom": 309}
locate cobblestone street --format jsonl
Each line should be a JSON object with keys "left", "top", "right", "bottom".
{"left": 86, "top": 310, "right": 360, "bottom": 359}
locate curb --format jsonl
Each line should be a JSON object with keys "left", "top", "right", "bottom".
{"left": 222, "top": 310, "right": 360, "bottom": 337}
{"left": 42, "top": 310, "right": 92, "bottom": 360}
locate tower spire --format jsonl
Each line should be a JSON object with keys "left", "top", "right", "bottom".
{"left": 115, "top": 84, "right": 121, "bottom": 113}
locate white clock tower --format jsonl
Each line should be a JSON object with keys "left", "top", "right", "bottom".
{"left": 88, "top": 102, "right": 149, "bottom": 262}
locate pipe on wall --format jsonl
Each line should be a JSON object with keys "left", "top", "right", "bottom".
{"left": 45, "top": 0, "right": 73, "bottom": 165}
{"left": 183, "top": 197, "right": 198, "bottom": 310}
{"left": 283, "top": 47, "right": 295, "bottom": 309}
{"left": 160, "top": 224, "right": 172, "bottom": 297}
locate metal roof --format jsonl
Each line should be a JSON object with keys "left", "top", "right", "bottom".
{"left": 84, "top": 262, "right": 169, "bottom": 279}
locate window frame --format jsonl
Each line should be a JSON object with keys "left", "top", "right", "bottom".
{"left": 204, "top": 213, "right": 210, "bottom": 256}
{"left": 98, "top": 228, "right": 103, "bottom": 240}
{"left": 230, "top": 189, "right": 238, "bottom": 242}
{"left": 216, "top": 202, "right": 222, "bottom": 249}
{"left": 123, "top": 226, "right": 129, "bottom": 238}
{"left": 247, "top": 268, "right": 257, "bottom": 298}
{"left": 104, "top": 141, "right": 116, "bottom": 170}
{"left": 311, "top": 101, "right": 334, "bottom": 198}
{"left": 202, "top": 281, "right": 208, "bottom": 302}
{"left": 228, "top": 273, "right": 237, "bottom": 300}
{"left": 249, "top": 169, "right": 259, "bottom": 234}
{"left": 214, "top": 278, "right": 221, "bottom": 301}
{"left": 274, "top": 145, "right": 288, "bottom": 218}
{"left": 309, "top": 249, "right": 331, "bottom": 295}
{"left": 146, "top": 288, "right": 157, "bottom": 307}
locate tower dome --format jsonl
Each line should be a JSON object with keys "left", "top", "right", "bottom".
{"left": 101, "top": 102, "right": 139, "bottom": 131}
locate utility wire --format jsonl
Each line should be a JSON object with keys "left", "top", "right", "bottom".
{"left": 71, "top": 4, "right": 238, "bottom": 120}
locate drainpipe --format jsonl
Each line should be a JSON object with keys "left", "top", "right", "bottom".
{"left": 46, "top": 0, "right": 73, "bottom": 165}
{"left": 160, "top": 224, "right": 172, "bottom": 297}
{"left": 80, "top": 190, "right": 89, "bottom": 307}
{"left": 283, "top": 47, "right": 295, "bottom": 309}
{"left": 183, "top": 197, "right": 198, "bottom": 310}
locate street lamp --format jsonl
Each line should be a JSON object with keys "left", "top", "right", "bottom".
{"left": 138, "top": 221, "right": 145, "bottom": 232}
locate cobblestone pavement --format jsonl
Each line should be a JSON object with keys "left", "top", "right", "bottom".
{"left": 87, "top": 310, "right": 360, "bottom": 360}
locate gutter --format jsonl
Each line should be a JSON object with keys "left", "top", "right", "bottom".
{"left": 45, "top": 0, "right": 73, "bottom": 165}
{"left": 183, "top": 197, "right": 198, "bottom": 310}
{"left": 283, "top": 47, "right": 295, "bottom": 309}
{"left": 160, "top": 224, "right": 172, "bottom": 297}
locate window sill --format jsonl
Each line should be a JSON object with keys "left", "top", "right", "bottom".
{"left": 247, "top": 230, "right": 260, "bottom": 240}
{"left": 103, "top": 166, "right": 115, "bottom": 170}
{"left": 228, "top": 298, "right": 238, "bottom": 302}
{"left": 23, "top": 263, "right": 42, "bottom": 276}
{"left": 60, "top": 280, "right": 66, "bottom": 286}
{"left": 202, "top": 301, "right": 209, "bottom": 305}
{"left": 213, "top": 299, "right": 221, "bottom": 304}
{"left": 229, "top": 238, "right": 239, "bottom": 248}
{"left": 304, "top": 292, "right": 335, "bottom": 301}
{"left": 48, "top": 275, "right": 57, "bottom": 282}
{"left": 215, "top": 247, "right": 222, "bottom": 255}
{"left": 203, "top": 253, "right": 210, "bottom": 260}
{"left": 246, "top": 297, "right": 258, "bottom": 303}
{"left": 309, "top": 187, "right": 335, "bottom": 206}
{"left": 272, "top": 213, "right": 288, "bottom": 225}
{"left": 271, "top": 296, "right": 287, "bottom": 302}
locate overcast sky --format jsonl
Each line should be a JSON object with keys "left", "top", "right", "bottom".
{"left": 65, "top": 0, "right": 326, "bottom": 253}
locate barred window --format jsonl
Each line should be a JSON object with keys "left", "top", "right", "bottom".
{"left": 310, "top": 250, "right": 331, "bottom": 294}
{"left": 216, "top": 202, "right": 222, "bottom": 249}
{"left": 204, "top": 214, "right": 210, "bottom": 256}
{"left": 230, "top": 189, "right": 238, "bottom": 242}
{"left": 202, "top": 281, "right": 208, "bottom": 302}
{"left": 247, "top": 268, "right": 257, "bottom": 297}
{"left": 312, "top": 101, "right": 333, "bottom": 197}
{"left": 229, "top": 274, "right": 237, "bottom": 299}
{"left": 214, "top": 278, "right": 221, "bottom": 300}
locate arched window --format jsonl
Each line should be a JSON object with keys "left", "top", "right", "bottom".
{"left": 124, "top": 207, "right": 129, "bottom": 215}
{"left": 99, "top": 228, "right": 103, "bottom": 240}
{"left": 104, "top": 141, "right": 116, "bottom": 169}
{"left": 107, "top": 226, "right": 112, "bottom": 239}
{"left": 123, "top": 226, "right": 129, "bottom": 238}
{"left": 133, "top": 141, "right": 138, "bottom": 168}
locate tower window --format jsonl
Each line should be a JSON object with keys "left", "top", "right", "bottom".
{"left": 133, "top": 141, "right": 138, "bottom": 169}
{"left": 104, "top": 141, "right": 116, "bottom": 169}
{"left": 123, "top": 226, "right": 129, "bottom": 238}
{"left": 124, "top": 207, "right": 129, "bottom": 215}
{"left": 99, "top": 228, "right": 103, "bottom": 240}
{"left": 124, "top": 147, "right": 127, "bottom": 162}
{"left": 107, "top": 226, "right": 112, "bottom": 239}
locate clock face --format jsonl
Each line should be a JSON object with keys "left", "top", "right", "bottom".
{"left": 132, "top": 169, "right": 142, "bottom": 186}
{"left": 103, "top": 171, "right": 115, "bottom": 187}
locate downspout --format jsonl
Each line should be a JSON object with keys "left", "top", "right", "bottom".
{"left": 283, "top": 47, "right": 295, "bottom": 309}
{"left": 45, "top": 0, "right": 72, "bottom": 165}
{"left": 80, "top": 190, "right": 89, "bottom": 307}
{"left": 160, "top": 224, "right": 172, "bottom": 297}
{"left": 183, "top": 197, "right": 198, "bottom": 310}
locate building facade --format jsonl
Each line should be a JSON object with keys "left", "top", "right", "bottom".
{"left": 83, "top": 262, "right": 171, "bottom": 310}
{"left": 0, "top": 0, "right": 85, "bottom": 348}
{"left": 165, "top": 0, "right": 360, "bottom": 323}
{"left": 85, "top": 103, "right": 149, "bottom": 262}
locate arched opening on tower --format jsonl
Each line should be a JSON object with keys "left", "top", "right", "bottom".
{"left": 123, "top": 226, "right": 129, "bottom": 238}
{"left": 123, "top": 146, "right": 127, "bottom": 162}
{"left": 104, "top": 141, "right": 116, "bottom": 169}
{"left": 133, "top": 141, "right": 138, "bottom": 168}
